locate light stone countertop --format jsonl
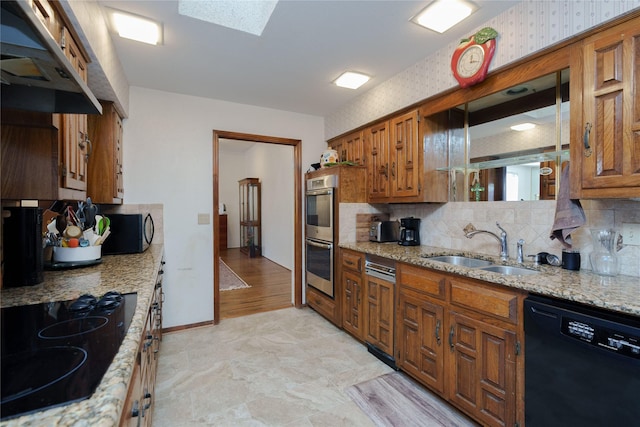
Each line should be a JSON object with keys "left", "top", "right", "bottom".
{"left": 341, "top": 242, "right": 640, "bottom": 317}
{"left": 0, "top": 244, "right": 165, "bottom": 427}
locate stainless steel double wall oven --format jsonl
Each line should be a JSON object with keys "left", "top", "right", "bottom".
{"left": 305, "top": 175, "right": 337, "bottom": 298}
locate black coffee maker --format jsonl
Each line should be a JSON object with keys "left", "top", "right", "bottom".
{"left": 398, "top": 217, "right": 420, "bottom": 246}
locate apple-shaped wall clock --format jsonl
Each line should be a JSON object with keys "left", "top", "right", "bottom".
{"left": 451, "top": 27, "right": 498, "bottom": 88}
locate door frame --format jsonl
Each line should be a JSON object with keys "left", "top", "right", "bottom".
{"left": 213, "top": 130, "right": 303, "bottom": 324}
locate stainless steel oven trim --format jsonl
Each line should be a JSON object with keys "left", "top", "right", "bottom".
{"left": 305, "top": 237, "right": 334, "bottom": 298}
{"left": 306, "top": 174, "right": 337, "bottom": 191}
{"left": 365, "top": 263, "right": 396, "bottom": 283}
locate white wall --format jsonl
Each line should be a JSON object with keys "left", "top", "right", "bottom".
{"left": 219, "top": 149, "right": 248, "bottom": 249}
{"left": 245, "top": 144, "right": 294, "bottom": 269}
{"left": 220, "top": 143, "right": 294, "bottom": 270}
{"left": 123, "top": 87, "right": 325, "bottom": 328}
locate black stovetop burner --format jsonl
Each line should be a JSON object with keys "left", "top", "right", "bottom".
{"left": 0, "top": 292, "right": 137, "bottom": 420}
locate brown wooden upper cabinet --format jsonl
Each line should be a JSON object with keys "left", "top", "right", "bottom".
{"left": 1, "top": 2, "right": 94, "bottom": 202}
{"left": 329, "top": 130, "right": 365, "bottom": 167}
{"left": 389, "top": 110, "right": 421, "bottom": 199}
{"left": 88, "top": 101, "right": 124, "bottom": 204}
{"left": 366, "top": 120, "right": 391, "bottom": 201}
{"left": 570, "top": 17, "right": 640, "bottom": 199}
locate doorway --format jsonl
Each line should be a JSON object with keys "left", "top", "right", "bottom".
{"left": 212, "top": 130, "right": 303, "bottom": 324}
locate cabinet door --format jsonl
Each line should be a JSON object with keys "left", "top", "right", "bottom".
{"left": 345, "top": 131, "right": 365, "bottom": 166}
{"left": 61, "top": 29, "right": 89, "bottom": 192}
{"left": 330, "top": 139, "right": 345, "bottom": 163}
{"left": 578, "top": 19, "right": 640, "bottom": 196}
{"left": 88, "top": 101, "right": 124, "bottom": 203}
{"left": 448, "top": 311, "right": 517, "bottom": 427}
{"left": 367, "top": 121, "right": 390, "bottom": 201}
{"left": 364, "top": 275, "right": 394, "bottom": 355}
{"left": 342, "top": 269, "right": 364, "bottom": 339}
{"left": 390, "top": 110, "right": 420, "bottom": 198}
{"left": 397, "top": 290, "right": 445, "bottom": 394}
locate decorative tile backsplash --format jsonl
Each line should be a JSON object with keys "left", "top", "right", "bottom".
{"left": 326, "top": 1, "right": 640, "bottom": 139}
{"left": 340, "top": 200, "right": 640, "bottom": 278}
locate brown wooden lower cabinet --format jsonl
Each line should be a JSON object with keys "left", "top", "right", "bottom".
{"left": 306, "top": 285, "right": 341, "bottom": 327}
{"left": 342, "top": 268, "right": 364, "bottom": 338}
{"left": 364, "top": 274, "right": 394, "bottom": 356}
{"left": 339, "top": 249, "right": 395, "bottom": 356}
{"left": 396, "top": 262, "right": 525, "bottom": 427}
{"left": 120, "top": 265, "right": 164, "bottom": 427}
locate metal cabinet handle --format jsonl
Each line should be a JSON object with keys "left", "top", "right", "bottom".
{"left": 449, "top": 325, "right": 455, "bottom": 351}
{"left": 583, "top": 122, "right": 592, "bottom": 157}
{"left": 391, "top": 162, "right": 396, "bottom": 178}
{"left": 435, "top": 319, "right": 441, "bottom": 345}
{"left": 143, "top": 391, "right": 152, "bottom": 410}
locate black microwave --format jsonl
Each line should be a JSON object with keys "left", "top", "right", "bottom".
{"left": 102, "top": 213, "right": 154, "bottom": 255}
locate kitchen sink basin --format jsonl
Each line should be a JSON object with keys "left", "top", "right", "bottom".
{"left": 424, "top": 255, "right": 494, "bottom": 268}
{"left": 478, "top": 265, "right": 539, "bottom": 276}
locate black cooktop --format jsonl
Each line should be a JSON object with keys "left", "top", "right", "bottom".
{"left": 0, "top": 292, "right": 137, "bottom": 420}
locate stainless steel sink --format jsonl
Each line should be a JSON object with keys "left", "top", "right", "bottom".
{"left": 424, "top": 255, "right": 494, "bottom": 268}
{"left": 478, "top": 265, "right": 539, "bottom": 276}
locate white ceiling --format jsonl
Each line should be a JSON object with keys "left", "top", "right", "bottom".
{"left": 97, "top": 0, "right": 519, "bottom": 117}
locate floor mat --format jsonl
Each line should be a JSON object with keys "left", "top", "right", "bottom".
{"left": 219, "top": 259, "right": 251, "bottom": 291}
{"left": 345, "top": 372, "right": 478, "bottom": 427}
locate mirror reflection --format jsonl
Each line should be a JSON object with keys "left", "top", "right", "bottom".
{"left": 450, "top": 69, "right": 570, "bottom": 202}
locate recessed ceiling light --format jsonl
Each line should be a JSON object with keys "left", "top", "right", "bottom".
{"left": 410, "top": 0, "right": 476, "bottom": 33}
{"left": 511, "top": 123, "right": 536, "bottom": 131}
{"left": 333, "top": 71, "right": 371, "bottom": 90}
{"left": 110, "top": 9, "right": 162, "bottom": 45}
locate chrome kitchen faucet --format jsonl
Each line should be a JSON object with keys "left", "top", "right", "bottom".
{"left": 463, "top": 222, "right": 509, "bottom": 262}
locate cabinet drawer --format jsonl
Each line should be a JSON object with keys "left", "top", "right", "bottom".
{"left": 397, "top": 263, "right": 446, "bottom": 300}
{"left": 306, "top": 286, "right": 340, "bottom": 326}
{"left": 449, "top": 278, "right": 519, "bottom": 323}
{"left": 342, "top": 250, "right": 363, "bottom": 272}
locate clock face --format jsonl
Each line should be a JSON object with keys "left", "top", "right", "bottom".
{"left": 456, "top": 45, "right": 485, "bottom": 78}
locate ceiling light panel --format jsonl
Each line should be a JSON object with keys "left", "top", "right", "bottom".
{"left": 178, "top": 0, "right": 278, "bottom": 36}
{"left": 334, "top": 72, "right": 371, "bottom": 90}
{"left": 411, "top": 0, "right": 476, "bottom": 33}
{"left": 111, "top": 10, "right": 162, "bottom": 45}
{"left": 511, "top": 123, "right": 536, "bottom": 131}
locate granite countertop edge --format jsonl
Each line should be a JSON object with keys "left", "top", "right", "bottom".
{"left": 341, "top": 242, "right": 640, "bottom": 317}
{"left": 0, "top": 244, "right": 165, "bottom": 427}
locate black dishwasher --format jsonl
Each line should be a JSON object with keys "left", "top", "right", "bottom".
{"left": 524, "top": 295, "right": 640, "bottom": 426}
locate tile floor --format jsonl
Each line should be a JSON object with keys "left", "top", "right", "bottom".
{"left": 152, "top": 307, "right": 394, "bottom": 426}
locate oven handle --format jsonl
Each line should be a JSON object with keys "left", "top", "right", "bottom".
{"left": 306, "top": 188, "right": 334, "bottom": 196}
{"left": 306, "top": 239, "right": 333, "bottom": 250}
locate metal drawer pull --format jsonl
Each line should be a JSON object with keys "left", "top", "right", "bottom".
{"left": 583, "top": 122, "right": 592, "bottom": 157}
{"left": 435, "top": 319, "right": 441, "bottom": 345}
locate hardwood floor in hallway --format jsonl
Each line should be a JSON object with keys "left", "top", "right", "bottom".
{"left": 219, "top": 248, "right": 293, "bottom": 319}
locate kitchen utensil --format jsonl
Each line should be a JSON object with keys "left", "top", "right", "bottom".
{"left": 55, "top": 215, "right": 67, "bottom": 235}
{"left": 66, "top": 206, "right": 80, "bottom": 226}
{"left": 64, "top": 225, "right": 82, "bottom": 239}
{"left": 76, "top": 201, "right": 86, "bottom": 230}
{"left": 95, "top": 215, "right": 111, "bottom": 236}
{"left": 84, "top": 198, "right": 97, "bottom": 229}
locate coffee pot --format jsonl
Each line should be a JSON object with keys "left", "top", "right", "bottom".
{"left": 398, "top": 217, "right": 421, "bottom": 246}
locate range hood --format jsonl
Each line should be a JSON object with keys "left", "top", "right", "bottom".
{"left": 1, "top": 1, "right": 102, "bottom": 114}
